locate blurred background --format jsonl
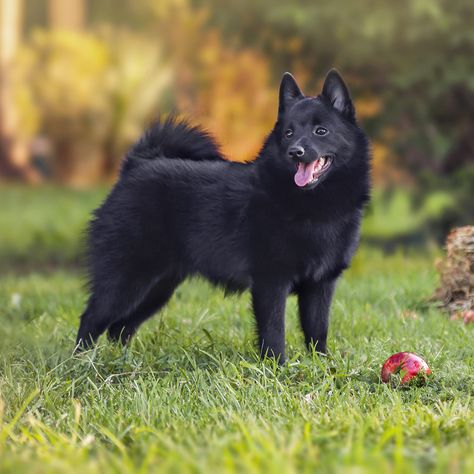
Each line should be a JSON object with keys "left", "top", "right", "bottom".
{"left": 0, "top": 0, "right": 473, "bottom": 271}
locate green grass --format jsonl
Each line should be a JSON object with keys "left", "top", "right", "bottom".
{"left": 0, "top": 186, "right": 473, "bottom": 473}
{"left": 1, "top": 251, "right": 473, "bottom": 473}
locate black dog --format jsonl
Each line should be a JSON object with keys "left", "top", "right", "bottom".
{"left": 76, "top": 70, "right": 370, "bottom": 362}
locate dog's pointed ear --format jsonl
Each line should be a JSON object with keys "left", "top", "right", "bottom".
{"left": 321, "top": 69, "right": 355, "bottom": 122}
{"left": 278, "top": 72, "right": 304, "bottom": 116}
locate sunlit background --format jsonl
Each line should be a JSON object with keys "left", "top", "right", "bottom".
{"left": 1, "top": 0, "right": 473, "bottom": 269}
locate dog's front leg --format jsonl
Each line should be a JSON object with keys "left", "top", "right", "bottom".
{"left": 297, "top": 279, "right": 336, "bottom": 354}
{"left": 251, "top": 278, "right": 290, "bottom": 363}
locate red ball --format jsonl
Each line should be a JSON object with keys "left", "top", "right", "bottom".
{"left": 381, "top": 352, "right": 431, "bottom": 385}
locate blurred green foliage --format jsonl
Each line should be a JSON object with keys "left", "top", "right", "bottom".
{"left": 362, "top": 189, "right": 455, "bottom": 243}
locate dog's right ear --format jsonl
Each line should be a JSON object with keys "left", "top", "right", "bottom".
{"left": 278, "top": 72, "right": 304, "bottom": 116}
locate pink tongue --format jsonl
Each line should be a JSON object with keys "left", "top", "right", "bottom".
{"left": 294, "top": 162, "right": 315, "bottom": 187}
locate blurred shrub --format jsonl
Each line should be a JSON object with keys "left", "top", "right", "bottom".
{"left": 362, "top": 188, "right": 456, "bottom": 246}
{"left": 14, "top": 7, "right": 277, "bottom": 176}
{"left": 99, "top": 28, "right": 172, "bottom": 176}
{"left": 13, "top": 29, "right": 171, "bottom": 184}
{"left": 420, "top": 164, "right": 474, "bottom": 239}
{"left": 14, "top": 30, "right": 110, "bottom": 183}
{"left": 183, "top": 32, "right": 276, "bottom": 160}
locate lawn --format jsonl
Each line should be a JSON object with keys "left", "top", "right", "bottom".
{"left": 0, "top": 187, "right": 473, "bottom": 473}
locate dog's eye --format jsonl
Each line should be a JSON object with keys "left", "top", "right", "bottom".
{"left": 285, "top": 129, "right": 293, "bottom": 138}
{"left": 313, "top": 127, "right": 328, "bottom": 136}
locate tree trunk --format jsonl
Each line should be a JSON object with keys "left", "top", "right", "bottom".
{"left": 0, "top": 0, "right": 37, "bottom": 181}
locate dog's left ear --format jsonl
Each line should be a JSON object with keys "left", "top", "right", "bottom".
{"left": 278, "top": 72, "right": 304, "bottom": 116}
{"left": 321, "top": 69, "right": 355, "bottom": 122}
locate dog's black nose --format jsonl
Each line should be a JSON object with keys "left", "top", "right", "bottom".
{"left": 288, "top": 145, "right": 305, "bottom": 159}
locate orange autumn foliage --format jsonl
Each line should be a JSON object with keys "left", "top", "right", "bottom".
{"left": 151, "top": 1, "right": 277, "bottom": 162}
{"left": 171, "top": 35, "right": 276, "bottom": 161}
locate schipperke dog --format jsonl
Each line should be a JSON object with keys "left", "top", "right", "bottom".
{"left": 76, "top": 70, "right": 370, "bottom": 362}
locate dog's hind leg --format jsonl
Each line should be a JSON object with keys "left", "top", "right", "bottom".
{"left": 75, "top": 276, "right": 159, "bottom": 351}
{"left": 75, "top": 295, "right": 114, "bottom": 350}
{"left": 75, "top": 300, "right": 105, "bottom": 350}
{"left": 107, "top": 275, "right": 182, "bottom": 345}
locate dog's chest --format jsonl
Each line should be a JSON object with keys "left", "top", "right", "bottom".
{"left": 258, "top": 216, "right": 353, "bottom": 278}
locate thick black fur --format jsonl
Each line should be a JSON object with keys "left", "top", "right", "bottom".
{"left": 76, "top": 70, "right": 370, "bottom": 362}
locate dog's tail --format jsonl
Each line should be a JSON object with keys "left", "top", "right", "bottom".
{"left": 121, "top": 116, "right": 225, "bottom": 173}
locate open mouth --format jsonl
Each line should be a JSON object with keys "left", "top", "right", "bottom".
{"left": 294, "top": 156, "right": 333, "bottom": 188}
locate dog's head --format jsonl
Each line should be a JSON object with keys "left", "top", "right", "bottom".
{"left": 273, "top": 70, "right": 366, "bottom": 191}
